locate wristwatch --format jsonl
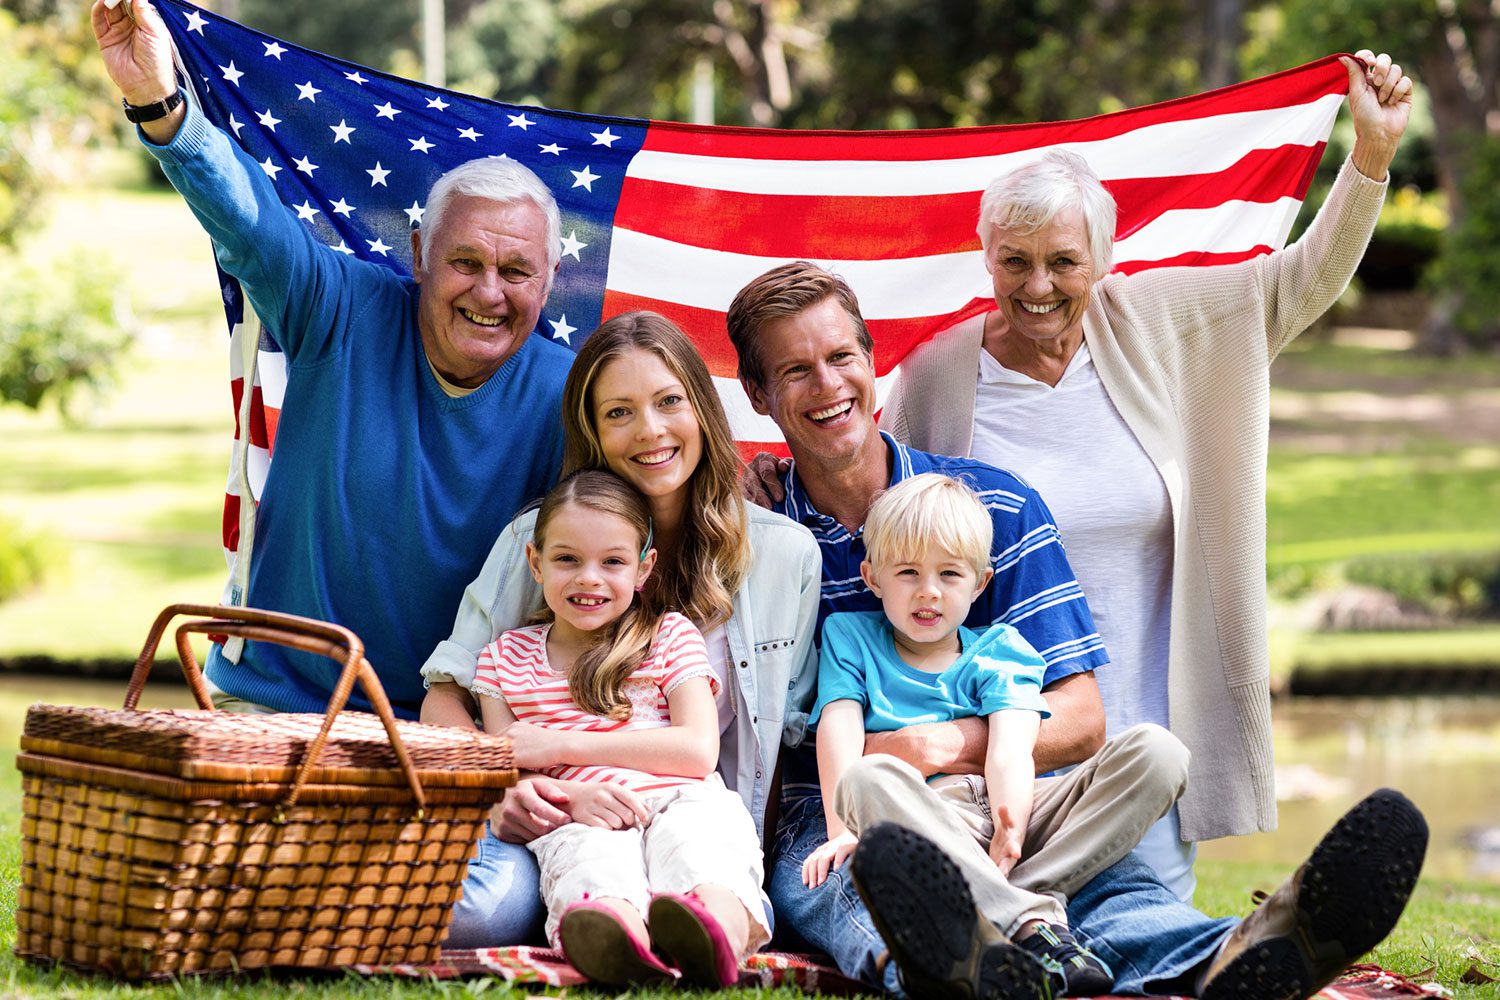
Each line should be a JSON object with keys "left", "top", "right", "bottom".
{"left": 122, "top": 88, "right": 184, "bottom": 124}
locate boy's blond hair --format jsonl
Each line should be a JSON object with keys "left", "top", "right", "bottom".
{"left": 863, "top": 473, "right": 993, "bottom": 577}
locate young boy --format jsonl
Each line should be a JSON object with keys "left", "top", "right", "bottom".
{"left": 802, "top": 473, "right": 1171, "bottom": 997}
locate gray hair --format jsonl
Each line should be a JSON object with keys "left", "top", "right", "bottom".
{"left": 977, "top": 150, "right": 1117, "bottom": 275}
{"left": 419, "top": 156, "right": 562, "bottom": 274}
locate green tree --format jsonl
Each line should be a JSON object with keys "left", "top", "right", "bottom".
{"left": 0, "top": 2, "right": 130, "bottom": 413}
{"left": 1249, "top": 0, "right": 1500, "bottom": 352}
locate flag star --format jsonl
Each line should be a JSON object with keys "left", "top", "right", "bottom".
{"left": 590, "top": 127, "right": 620, "bottom": 147}
{"left": 257, "top": 108, "right": 282, "bottom": 131}
{"left": 293, "top": 155, "right": 319, "bottom": 176}
{"left": 185, "top": 9, "right": 207, "bottom": 33}
{"left": 219, "top": 61, "right": 244, "bottom": 86}
{"left": 294, "top": 201, "right": 321, "bottom": 221}
{"left": 457, "top": 126, "right": 482, "bottom": 141}
{"left": 404, "top": 201, "right": 425, "bottom": 225}
{"left": 507, "top": 113, "right": 534, "bottom": 130}
{"left": 296, "top": 81, "right": 321, "bottom": 102}
{"left": 330, "top": 197, "right": 355, "bottom": 216}
{"left": 221, "top": 281, "right": 237, "bottom": 306}
{"left": 409, "top": 135, "right": 434, "bottom": 153}
{"left": 259, "top": 157, "right": 282, "bottom": 180}
{"left": 538, "top": 142, "right": 566, "bottom": 155}
{"left": 366, "top": 162, "right": 391, "bottom": 186}
{"left": 374, "top": 102, "right": 401, "bottom": 119}
{"left": 549, "top": 314, "right": 577, "bottom": 345}
{"left": 329, "top": 119, "right": 355, "bottom": 143}
{"left": 262, "top": 41, "right": 286, "bottom": 59}
{"left": 345, "top": 71, "right": 368, "bottom": 85}
{"left": 227, "top": 113, "right": 245, "bottom": 137}
{"left": 570, "top": 165, "right": 600, "bottom": 191}
{"left": 367, "top": 238, "right": 393, "bottom": 256}
{"left": 559, "top": 230, "right": 588, "bottom": 261}
{"left": 427, "top": 96, "right": 450, "bottom": 111}
{"left": 332, "top": 240, "right": 355, "bottom": 255}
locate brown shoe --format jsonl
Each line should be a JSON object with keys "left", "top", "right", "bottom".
{"left": 1200, "top": 788, "right": 1428, "bottom": 1000}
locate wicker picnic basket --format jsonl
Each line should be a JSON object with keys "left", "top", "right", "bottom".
{"left": 15, "top": 603, "right": 516, "bottom": 979}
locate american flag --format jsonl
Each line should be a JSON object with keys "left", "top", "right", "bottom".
{"left": 151, "top": 0, "right": 1349, "bottom": 583}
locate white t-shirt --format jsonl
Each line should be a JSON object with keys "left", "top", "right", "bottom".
{"left": 970, "top": 342, "right": 1196, "bottom": 897}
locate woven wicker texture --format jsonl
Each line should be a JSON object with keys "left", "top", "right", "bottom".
{"left": 15, "top": 603, "right": 516, "bottom": 979}
{"left": 22, "top": 706, "right": 515, "bottom": 786}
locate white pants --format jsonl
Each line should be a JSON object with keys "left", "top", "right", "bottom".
{"left": 529, "top": 774, "right": 772, "bottom": 949}
{"left": 835, "top": 723, "right": 1190, "bottom": 936}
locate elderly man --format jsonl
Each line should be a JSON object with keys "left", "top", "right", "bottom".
{"left": 727, "top": 261, "right": 1428, "bottom": 1000}
{"left": 92, "top": 0, "right": 572, "bottom": 719}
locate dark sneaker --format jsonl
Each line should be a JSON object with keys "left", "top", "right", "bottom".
{"left": 1200, "top": 788, "right": 1428, "bottom": 1000}
{"left": 849, "top": 822, "right": 1053, "bottom": 1000}
{"left": 1018, "top": 922, "right": 1114, "bottom": 996}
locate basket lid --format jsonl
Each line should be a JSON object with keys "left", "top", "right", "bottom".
{"left": 21, "top": 704, "right": 514, "bottom": 789}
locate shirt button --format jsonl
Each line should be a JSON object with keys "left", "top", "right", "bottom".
{"left": 740, "top": 660, "right": 748, "bottom": 669}
{"left": 787, "top": 680, "right": 795, "bottom": 689}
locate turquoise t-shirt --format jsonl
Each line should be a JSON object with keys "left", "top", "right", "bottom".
{"left": 810, "top": 610, "right": 1051, "bottom": 731}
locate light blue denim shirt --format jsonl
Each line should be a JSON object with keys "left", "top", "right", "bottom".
{"left": 421, "top": 502, "right": 822, "bottom": 844}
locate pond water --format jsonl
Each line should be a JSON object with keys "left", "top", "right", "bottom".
{"left": 5, "top": 677, "right": 1497, "bottom": 884}
{"left": 1198, "top": 695, "right": 1500, "bottom": 885}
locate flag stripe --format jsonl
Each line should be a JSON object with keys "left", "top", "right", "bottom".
{"left": 613, "top": 143, "right": 1328, "bottom": 261}
{"left": 637, "top": 57, "right": 1350, "bottom": 160}
{"left": 625, "top": 95, "right": 1344, "bottom": 195}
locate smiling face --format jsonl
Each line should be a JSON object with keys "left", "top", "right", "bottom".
{"left": 861, "top": 546, "right": 993, "bottom": 666}
{"left": 590, "top": 348, "right": 704, "bottom": 512}
{"left": 984, "top": 204, "right": 1097, "bottom": 348}
{"left": 410, "top": 194, "right": 556, "bottom": 388}
{"left": 743, "top": 296, "right": 879, "bottom": 472}
{"left": 526, "top": 502, "right": 655, "bottom": 646}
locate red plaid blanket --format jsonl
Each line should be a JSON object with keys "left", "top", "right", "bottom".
{"left": 354, "top": 951, "right": 1433, "bottom": 998}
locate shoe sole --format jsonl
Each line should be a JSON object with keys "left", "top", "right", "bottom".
{"left": 559, "top": 907, "right": 676, "bottom": 986}
{"left": 850, "top": 823, "right": 1053, "bottom": 1000}
{"left": 1203, "top": 788, "right": 1428, "bottom": 1000}
{"left": 648, "top": 895, "right": 739, "bottom": 988}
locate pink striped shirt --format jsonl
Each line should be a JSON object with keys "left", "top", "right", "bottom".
{"left": 472, "top": 612, "right": 719, "bottom": 793}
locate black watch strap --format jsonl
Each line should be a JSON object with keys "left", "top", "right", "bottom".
{"left": 122, "top": 88, "right": 184, "bottom": 124}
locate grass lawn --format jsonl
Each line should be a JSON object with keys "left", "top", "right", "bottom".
{"left": 1, "top": 684, "right": 1497, "bottom": 998}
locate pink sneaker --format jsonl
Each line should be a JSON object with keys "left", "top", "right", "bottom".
{"left": 648, "top": 893, "right": 741, "bottom": 988}
{"left": 558, "top": 901, "right": 677, "bottom": 986}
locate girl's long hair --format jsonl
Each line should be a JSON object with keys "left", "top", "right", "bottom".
{"left": 560, "top": 311, "right": 749, "bottom": 631}
{"left": 532, "top": 470, "right": 663, "bottom": 720}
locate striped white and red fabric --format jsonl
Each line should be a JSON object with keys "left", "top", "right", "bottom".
{"left": 153, "top": 0, "right": 1350, "bottom": 580}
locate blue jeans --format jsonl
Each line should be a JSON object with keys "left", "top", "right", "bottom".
{"left": 769, "top": 794, "right": 1236, "bottom": 996}
{"left": 445, "top": 827, "right": 547, "bottom": 948}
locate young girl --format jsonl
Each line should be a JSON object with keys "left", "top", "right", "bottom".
{"left": 470, "top": 469, "right": 771, "bottom": 987}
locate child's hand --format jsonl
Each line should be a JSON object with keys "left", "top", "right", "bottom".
{"left": 505, "top": 721, "right": 566, "bottom": 769}
{"left": 988, "top": 804, "right": 1024, "bottom": 877}
{"left": 802, "top": 831, "right": 859, "bottom": 888}
{"left": 570, "top": 783, "right": 650, "bottom": 830}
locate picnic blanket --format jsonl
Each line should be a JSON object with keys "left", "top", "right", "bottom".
{"left": 354, "top": 951, "right": 1437, "bottom": 998}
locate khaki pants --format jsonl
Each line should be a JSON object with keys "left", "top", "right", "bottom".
{"left": 530, "top": 774, "right": 772, "bottom": 949}
{"left": 833, "top": 723, "right": 1189, "bottom": 937}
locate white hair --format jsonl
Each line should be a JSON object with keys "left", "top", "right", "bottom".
{"left": 977, "top": 150, "right": 1117, "bottom": 275}
{"left": 418, "top": 156, "right": 562, "bottom": 273}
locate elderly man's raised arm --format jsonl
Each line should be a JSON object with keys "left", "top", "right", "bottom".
{"left": 92, "top": 0, "right": 362, "bottom": 365}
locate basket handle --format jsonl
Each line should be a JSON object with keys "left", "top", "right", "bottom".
{"left": 124, "top": 603, "right": 428, "bottom": 815}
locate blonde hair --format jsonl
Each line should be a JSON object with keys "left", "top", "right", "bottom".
{"left": 561, "top": 311, "right": 749, "bottom": 631}
{"left": 531, "top": 470, "right": 662, "bottom": 720}
{"left": 863, "top": 473, "right": 993, "bottom": 578}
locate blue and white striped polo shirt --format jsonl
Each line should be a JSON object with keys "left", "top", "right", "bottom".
{"left": 773, "top": 432, "right": 1109, "bottom": 802}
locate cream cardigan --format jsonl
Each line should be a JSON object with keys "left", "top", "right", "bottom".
{"left": 882, "top": 157, "right": 1387, "bottom": 841}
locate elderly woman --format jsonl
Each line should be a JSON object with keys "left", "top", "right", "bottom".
{"left": 881, "top": 51, "right": 1412, "bottom": 897}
